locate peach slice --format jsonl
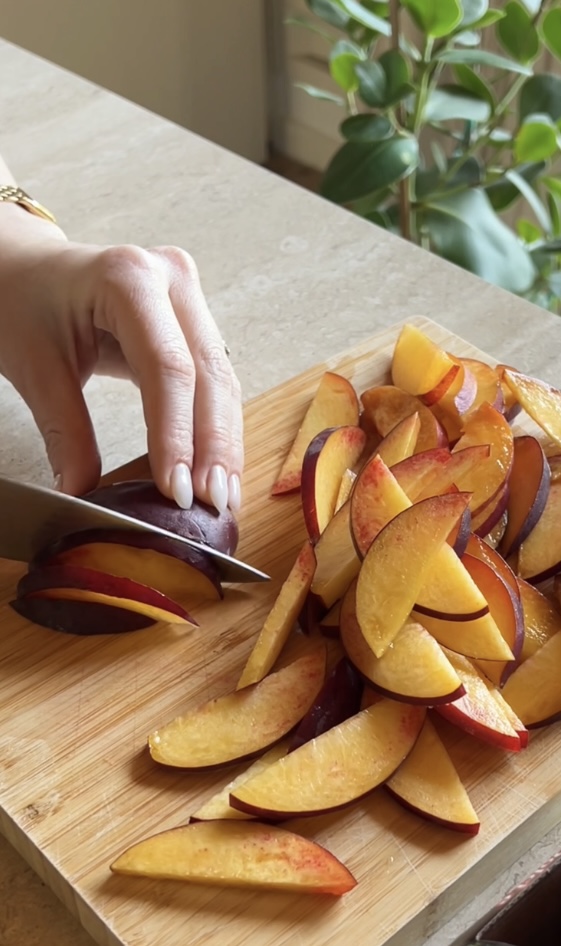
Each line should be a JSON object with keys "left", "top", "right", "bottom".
{"left": 471, "top": 481, "right": 510, "bottom": 539}
{"left": 34, "top": 529, "right": 222, "bottom": 603}
{"left": 391, "top": 323, "right": 457, "bottom": 396}
{"left": 500, "top": 435, "right": 550, "bottom": 559}
{"left": 502, "top": 631, "right": 561, "bottom": 728}
{"left": 16, "top": 564, "right": 196, "bottom": 626}
{"left": 517, "top": 478, "right": 561, "bottom": 582}
{"left": 190, "top": 741, "right": 291, "bottom": 822}
{"left": 386, "top": 718, "right": 480, "bottom": 834}
{"left": 436, "top": 650, "right": 522, "bottom": 751}
{"left": 361, "top": 385, "right": 447, "bottom": 454}
{"left": 272, "top": 371, "right": 360, "bottom": 495}
{"left": 458, "top": 356, "right": 503, "bottom": 414}
{"left": 429, "top": 361, "right": 478, "bottom": 441}
{"left": 289, "top": 657, "right": 363, "bottom": 751}
{"left": 10, "top": 596, "right": 154, "bottom": 635}
{"left": 451, "top": 402, "right": 514, "bottom": 516}
{"left": 390, "top": 446, "right": 452, "bottom": 501}
{"left": 462, "top": 554, "right": 523, "bottom": 686}
{"left": 237, "top": 542, "right": 316, "bottom": 689}
{"left": 229, "top": 698, "right": 425, "bottom": 819}
{"left": 414, "top": 550, "right": 490, "bottom": 622}
{"left": 340, "top": 580, "right": 464, "bottom": 705}
{"left": 310, "top": 503, "right": 359, "bottom": 610}
{"left": 350, "top": 454, "right": 413, "bottom": 559}
{"left": 464, "top": 533, "right": 521, "bottom": 602}
{"left": 518, "top": 578, "right": 561, "bottom": 661}
{"left": 495, "top": 363, "right": 522, "bottom": 422}
{"left": 301, "top": 425, "right": 366, "bottom": 543}
{"left": 149, "top": 644, "right": 327, "bottom": 768}
{"left": 334, "top": 467, "right": 356, "bottom": 513}
{"left": 503, "top": 368, "right": 561, "bottom": 447}
{"left": 412, "top": 609, "right": 513, "bottom": 662}
{"left": 420, "top": 364, "right": 462, "bottom": 407}
{"left": 491, "top": 689, "right": 528, "bottom": 748}
{"left": 373, "top": 411, "right": 421, "bottom": 467}
{"left": 413, "top": 444, "right": 491, "bottom": 503}
{"left": 111, "top": 820, "right": 357, "bottom": 895}
{"left": 356, "top": 492, "right": 471, "bottom": 658}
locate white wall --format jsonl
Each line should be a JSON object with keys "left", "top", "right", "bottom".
{"left": 0, "top": 0, "right": 268, "bottom": 163}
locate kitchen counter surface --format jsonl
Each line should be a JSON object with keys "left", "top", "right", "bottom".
{"left": 1, "top": 36, "right": 560, "bottom": 946}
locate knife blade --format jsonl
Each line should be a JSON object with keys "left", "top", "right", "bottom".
{"left": 0, "top": 475, "right": 269, "bottom": 583}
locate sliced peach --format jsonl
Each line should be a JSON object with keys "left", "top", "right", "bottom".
{"left": 310, "top": 503, "right": 359, "bottom": 610}
{"left": 518, "top": 578, "right": 561, "bottom": 661}
{"left": 230, "top": 698, "right": 426, "bottom": 818}
{"left": 356, "top": 492, "right": 471, "bottom": 658}
{"left": 500, "top": 435, "right": 550, "bottom": 558}
{"left": 237, "top": 542, "right": 316, "bottom": 689}
{"left": 391, "top": 323, "right": 457, "bottom": 396}
{"left": 437, "top": 650, "right": 521, "bottom": 751}
{"left": 503, "top": 368, "right": 561, "bottom": 447}
{"left": 414, "top": 549, "right": 490, "bottom": 622}
{"left": 301, "top": 425, "right": 366, "bottom": 542}
{"left": 149, "top": 644, "right": 326, "bottom": 768}
{"left": 374, "top": 411, "right": 421, "bottom": 467}
{"left": 462, "top": 554, "right": 523, "bottom": 686}
{"left": 272, "top": 371, "right": 360, "bottom": 495}
{"left": 340, "top": 580, "right": 464, "bottom": 705}
{"left": 111, "top": 820, "right": 357, "bottom": 895}
{"left": 429, "top": 361, "right": 478, "bottom": 442}
{"left": 451, "top": 402, "right": 514, "bottom": 516}
{"left": 334, "top": 468, "right": 356, "bottom": 513}
{"left": 413, "top": 609, "right": 513, "bottom": 662}
{"left": 10, "top": 596, "right": 154, "bottom": 635}
{"left": 390, "top": 446, "right": 452, "bottom": 501}
{"left": 458, "top": 356, "right": 503, "bottom": 414}
{"left": 289, "top": 657, "right": 362, "bottom": 751}
{"left": 471, "top": 481, "right": 510, "bottom": 539}
{"left": 420, "top": 364, "right": 462, "bottom": 407}
{"left": 361, "top": 385, "right": 447, "bottom": 454}
{"left": 350, "top": 454, "right": 413, "bottom": 558}
{"left": 386, "top": 718, "right": 480, "bottom": 834}
{"left": 464, "top": 532, "right": 520, "bottom": 602}
{"left": 518, "top": 478, "right": 561, "bottom": 582}
{"left": 495, "top": 363, "right": 522, "bottom": 421}
{"left": 190, "top": 741, "right": 291, "bottom": 821}
{"left": 413, "top": 444, "right": 491, "bottom": 503}
{"left": 16, "top": 564, "right": 196, "bottom": 626}
{"left": 502, "top": 631, "right": 561, "bottom": 728}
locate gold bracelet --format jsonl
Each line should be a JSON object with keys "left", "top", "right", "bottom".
{"left": 0, "top": 184, "right": 57, "bottom": 224}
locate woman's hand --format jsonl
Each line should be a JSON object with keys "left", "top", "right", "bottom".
{"left": 0, "top": 205, "right": 243, "bottom": 512}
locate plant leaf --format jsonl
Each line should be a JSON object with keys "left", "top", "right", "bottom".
{"left": 436, "top": 48, "right": 533, "bottom": 74}
{"left": 295, "top": 82, "right": 346, "bottom": 106}
{"left": 543, "top": 176, "right": 561, "bottom": 201}
{"left": 337, "top": 0, "right": 391, "bottom": 33}
{"left": 379, "top": 49, "right": 412, "bottom": 104}
{"left": 454, "top": 64, "right": 496, "bottom": 108}
{"left": 425, "top": 86, "right": 491, "bottom": 122}
{"left": 505, "top": 169, "right": 551, "bottom": 232}
{"left": 520, "top": 74, "right": 561, "bottom": 122}
{"left": 485, "top": 161, "right": 545, "bottom": 210}
{"left": 321, "top": 136, "right": 419, "bottom": 202}
{"left": 468, "top": 9, "right": 506, "bottom": 28}
{"left": 402, "top": 0, "right": 463, "bottom": 38}
{"left": 355, "top": 60, "right": 387, "bottom": 106}
{"left": 453, "top": 30, "right": 482, "bottom": 46}
{"left": 329, "top": 39, "right": 365, "bottom": 91}
{"left": 340, "top": 114, "right": 394, "bottom": 141}
{"left": 542, "top": 8, "right": 561, "bottom": 62}
{"left": 496, "top": 1, "right": 539, "bottom": 64}
{"left": 546, "top": 191, "right": 561, "bottom": 237}
{"left": 306, "top": 0, "right": 349, "bottom": 29}
{"left": 515, "top": 114, "right": 559, "bottom": 162}
{"left": 421, "top": 189, "right": 536, "bottom": 292}
{"left": 459, "top": 0, "right": 489, "bottom": 27}
{"left": 517, "top": 218, "right": 542, "bottom": 242}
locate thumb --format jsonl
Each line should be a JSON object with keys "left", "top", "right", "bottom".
{"left": 23, "top": 357, "right": 101, "bottom": 496}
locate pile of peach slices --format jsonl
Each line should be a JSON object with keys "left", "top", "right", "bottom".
{"left": 30, "top": 324, "right": 561, "bottom": 896}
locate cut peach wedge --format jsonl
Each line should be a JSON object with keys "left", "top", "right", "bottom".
{"left": 503, "top": 368, "right": 561, "bottom": 447}
{"left": 301, "top": 426, "right": 366, "bottom": 543}
{"left": 237, "top": 541, "right": 316, "bottom": 689}
{"left": 386, "top": 718, "right": 480, "bottom": 835}
{"left": 374, "top": 411, "right": 421, "bottom": 467}
{"left": 111, "top": 820, "right": 357, "bottom": 895}
{"left": 458, "top": 356, "right": 503, "bottom": 414}
{"left": 15, "top": 565, "right": 196, "bottom": 627}
{"left": 149, "top": 644, "right": 326, "bottom": 768}
{"left": 390, "top": 446, "right": 452, "bottom": 502}
{"left": 340, "top": 580, "right": 464, "bottom": 705}
{"left": 500, "top": 435, "right": 550, "bottom": 559}
{"left": 272, "top": 371, "right": 359, "bottom": 495}
{"left": 391, "top": 323, "right": 457, "bottom": 397}
{"left": 518, "top": 578, "right": 561, "bottom": 661}
{"left": 356, "top": 492, "right": 471, "bottom": 658}
{"left": 412, "top": 610, "right": 513, "bottom": 662}
{"left": 436, "top": 650, "right": 522, "bottom": 751}
{"left": 310, "top": 503, "right": 359, "bottom": 610}
{"left": 464, "top": 532, "right": 521, "bottom": 602}
{"left": 229, "top": 698, "right": 426, "bottom": 819}
{"left": 334, "top": 468, "right": 356, "bottom": 513}
{"left": 462, "top": 554, "right": 523, "bottom": 686}
{"left": 518, "top": 478, "right": 561, "bottom": 582}
{"left": 361, "top": 385, "right": 447, "bottom": 454}
{"left": 451, "top": 402, "right": 514, "bottom": 516}
{"left": 502, "top": 631, "right": 561, "bottom": 728}
{"left": 289, "top": 657, "right": 363, "bottom": 751}
{"left": 350, "top": 454, "right": 414, "bottom": 559}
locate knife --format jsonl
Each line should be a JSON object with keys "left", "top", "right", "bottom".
{"left": 0, "top": 475, "right": 269, "bottom": 583}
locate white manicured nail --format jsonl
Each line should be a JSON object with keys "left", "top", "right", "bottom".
{"left": 228, "top": 474, "right": 241, "bottom": 512}
{"left": 171, "top": 462, "right": 193, "bottom": 509}
{"left": 208, "top": 464, "right": 228, "bottom": 513}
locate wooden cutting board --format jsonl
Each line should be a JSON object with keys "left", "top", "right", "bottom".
{"left": 2, "top": 315, "right": 561, "bottom": 946}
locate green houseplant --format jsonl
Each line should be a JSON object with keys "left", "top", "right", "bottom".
{"left": 291, "top": 0, "right": 561, "bottom": 309}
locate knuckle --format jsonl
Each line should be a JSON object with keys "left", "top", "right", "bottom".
{"left": 198, "top": 344, "right": 232, "bottom": 386}
{"left": 153, "top": 245, "right": 199, "bottom": 280}
{"left": 98, "top": 245, "right": 155, "bottom": 285}
{"left": 157, "top": 344, "right": 196, "bottom": 386}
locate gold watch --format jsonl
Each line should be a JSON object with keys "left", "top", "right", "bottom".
{"left": 0, "top": 184, "right": 57, "bottom": 224}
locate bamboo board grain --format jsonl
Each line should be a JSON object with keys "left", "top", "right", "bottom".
{"left": 2, "top": 315, "right": 561, "bottom": 946}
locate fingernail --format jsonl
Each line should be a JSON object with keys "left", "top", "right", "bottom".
{"left": 228, "top": 473, "right": 241, "bottom": 512}
{"left": 171, "top": 462, "right": 193, "bottom": 509}
{"left": 53, "top": 474, "right": 63, "bottom": 492}
{"left": 208, "top": 465, "right": 228, "bottom": 513}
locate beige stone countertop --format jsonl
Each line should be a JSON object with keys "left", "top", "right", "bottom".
{"left": 1, "top": 36, "right": 561, "bottom": 946}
